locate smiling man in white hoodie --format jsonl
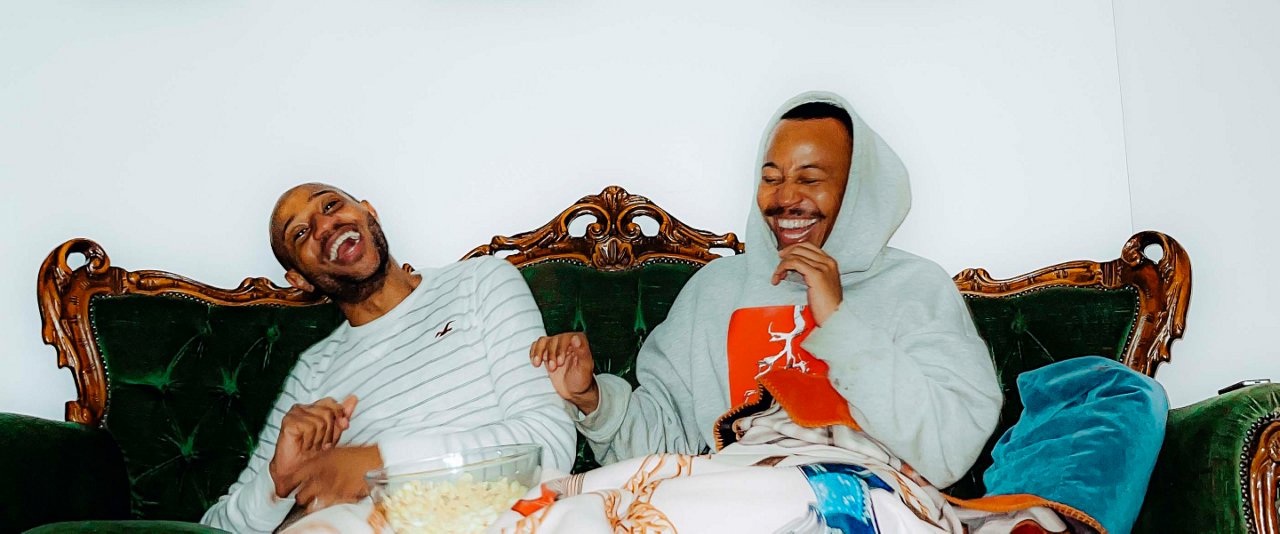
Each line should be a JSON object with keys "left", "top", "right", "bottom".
{"left": 533, "top": 93, "right": 1001, "bottom": 488}
{"left": 200, "top": 183, "right": 575, "bottom": 533}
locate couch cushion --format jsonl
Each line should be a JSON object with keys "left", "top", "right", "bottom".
{"left": 947, "top": 286, "right": 1140, "bottom": 498}
{"left": 24, "top": 520, "right": 229, "bottom": 534}
{"left": 518, "top": 260, "right": 702, "bottom": 471}
{"left": 0, "top": 413, "right": 130, "bottom": 532}
{"left": 89, "top": 294, "right": 343, "bottom": 521}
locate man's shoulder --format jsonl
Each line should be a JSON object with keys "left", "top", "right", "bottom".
{"left": 689, "top": 253, "right": 746, "bottom": 282}
{"left": 670, "top": 252, "right": 742, "bottom": 291}
{"left": 879, "top": 247, "right": 948, "bottom": 275}
{"left": 424, "top": 255, "right": 515, "bottom": 284}
{"left": 453, "top": 255, "right": 522, "bottom": 285}
{"left": 870, "top": 247, "right": 958, "bottom": 293}
{"left": 663, "top": 254, "right": 745, "bottom": 305}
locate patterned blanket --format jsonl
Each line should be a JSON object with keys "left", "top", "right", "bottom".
{"left": 491, "top": 400, "right": 1095, "bottom": 533}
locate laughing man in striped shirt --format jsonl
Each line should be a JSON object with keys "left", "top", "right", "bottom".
{"left": 201, "top": 183, "right": 575, "bottom": 533}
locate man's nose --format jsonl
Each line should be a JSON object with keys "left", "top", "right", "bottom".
{"left": 775, "top": 181, "right": 801, "bottom": 206}
{"left": 311, "top": 210, "right": 341, "bottom": 241}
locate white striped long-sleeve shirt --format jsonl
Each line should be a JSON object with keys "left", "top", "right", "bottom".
{"left": 201, "top": 256, "right": 574, "bottom": 533}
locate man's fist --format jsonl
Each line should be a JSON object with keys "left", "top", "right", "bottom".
{"left": 771, "top": 242, "right": 844, "bottom": 326}
{"left": 293, "top": 445, "right": 383, "bottom": 513}
{"left": 270, "top": 395, "right": 358, "bottom": 498}
{"left": 530, "top": 333, "right": 600, "bottom": 414}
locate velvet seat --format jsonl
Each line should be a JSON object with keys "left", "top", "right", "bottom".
{"left": 90, "top": 297, "right": 343, "bottom": 520}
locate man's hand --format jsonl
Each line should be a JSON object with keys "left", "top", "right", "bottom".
{"left": 294, "top": 445, "right": 383, "bottom": 513}
{"left": 530, "top": 333, "right": 599, "bottom": 414}
{"left": 269, "top": 395, "right": 359, "bottom": 498}
{"left": 771, "top": 242, "right": 843, "bottom": 326}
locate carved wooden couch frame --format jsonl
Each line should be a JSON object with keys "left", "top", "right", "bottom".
{"left": 21, "top": 185, "right": 1280, "bottom": 533}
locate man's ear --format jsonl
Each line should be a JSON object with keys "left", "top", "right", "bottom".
{"left": 362, "top": 200, "right": 378, "bottom": 221}
{"left": 284, "top": 270, "right": 315, "bottom": 293}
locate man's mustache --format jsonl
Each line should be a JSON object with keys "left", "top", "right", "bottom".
{"left": 762, "top": 206, "right": 827, "bottom": 219}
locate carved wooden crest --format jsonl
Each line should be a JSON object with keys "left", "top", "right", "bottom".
{"left": 463, "top": 186, "right": 744, "bottom": 270}
{"left": 953, "top": 230, "right": 1190, "bottom": 378}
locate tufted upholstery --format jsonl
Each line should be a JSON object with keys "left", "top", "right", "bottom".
{"left": 88, "top": 295, "right": 343, "bottom": 521}
{"left": 517, "top": 260, "right": 702, "bottom": 472}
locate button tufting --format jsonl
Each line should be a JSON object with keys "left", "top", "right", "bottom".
{"left": 1009, "top": 309, "right": 1029, "bottom": 335}
{"left": 91, "top": 296, "right": 352, "bottom": 522}
{"left": 155, "top": 378, "right": 174, "bottom": 393}
{"left": 571, "top": 301, "right": 587, "bottom": 332}
{"left": 218, "top": 369, "right": 240, "bottom": 398}
{"left": 174, "top": 431, "right": 199, "bottom": 461}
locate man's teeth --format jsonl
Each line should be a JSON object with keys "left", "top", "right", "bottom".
{"left": 777, "top": 218, "right": 818, "bottom": 230}
{"left": 328, "top": 231, "right": 361, "bottom": 261}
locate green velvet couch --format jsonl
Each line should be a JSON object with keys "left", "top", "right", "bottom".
{"left": 4, "top": 186, "right": 1277, "bottom": 534}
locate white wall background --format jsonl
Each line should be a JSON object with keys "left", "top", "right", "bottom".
{"left": 0, "top": 0, "right": 1272, "bottom": 419}
{"left": 1113, "top": 0, "right": 1280, "bottom": 414}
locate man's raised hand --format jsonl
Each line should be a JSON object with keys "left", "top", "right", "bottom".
{"left": 269, "top": 395, "right": 358, "bottom": 498}
{"left": 771, "top": 242, "right": 844, "bottom": 326}
{"left": 529, "top": 332, "right": 600, "bottom": 415}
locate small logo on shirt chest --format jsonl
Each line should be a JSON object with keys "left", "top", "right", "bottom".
{"left": 435, "top": 320, "right": 455, "bottom": 338}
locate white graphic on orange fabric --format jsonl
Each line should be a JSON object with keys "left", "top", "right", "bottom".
{"left": 756, "top": 305, "right": 810, "bottom": 378}
{"left": 727, "top": 305, "right": 826, "bottom": 406}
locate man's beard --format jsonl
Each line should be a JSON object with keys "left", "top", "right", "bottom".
{"left": 301, "top": 215, "right": 392, "bottom": 304}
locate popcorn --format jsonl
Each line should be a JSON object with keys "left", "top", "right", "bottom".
{"left": 375, "top": 473, "right": 529, "bottom": 534}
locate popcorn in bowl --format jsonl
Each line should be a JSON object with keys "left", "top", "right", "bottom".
{"left": 377, "top": 473, "right": 529, "bottom": 534}
{"left": 368, "top": 444, "right": 542, "bottom": 534}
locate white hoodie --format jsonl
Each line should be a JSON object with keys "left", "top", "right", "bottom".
{"left": 576, "top": 91, "right": 1002, "bottom": 488}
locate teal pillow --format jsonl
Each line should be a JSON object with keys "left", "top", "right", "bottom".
{"left": 983, "top": 356, "right": 1168, "bottom": 534}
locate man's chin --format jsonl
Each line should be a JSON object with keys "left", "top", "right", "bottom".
{"left": 327, "top": 262, "right": 378, "bottom": 279}
{"left": 302, "top": 262, "right": 389, "bottom": 302}
{"left": 316, "top": 274, "right": 388, "bottom": 303}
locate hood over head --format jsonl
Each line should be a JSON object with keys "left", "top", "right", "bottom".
{"left": 746, "top": 91, "right": 911, "bottom": 283}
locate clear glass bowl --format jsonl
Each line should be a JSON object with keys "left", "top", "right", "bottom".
{"left": 366, "top": 444, "right": 542, "bottom": 534}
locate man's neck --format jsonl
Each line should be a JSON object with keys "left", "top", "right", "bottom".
{"left": 338, "top": 258, "right": 422, "bottom": 327}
